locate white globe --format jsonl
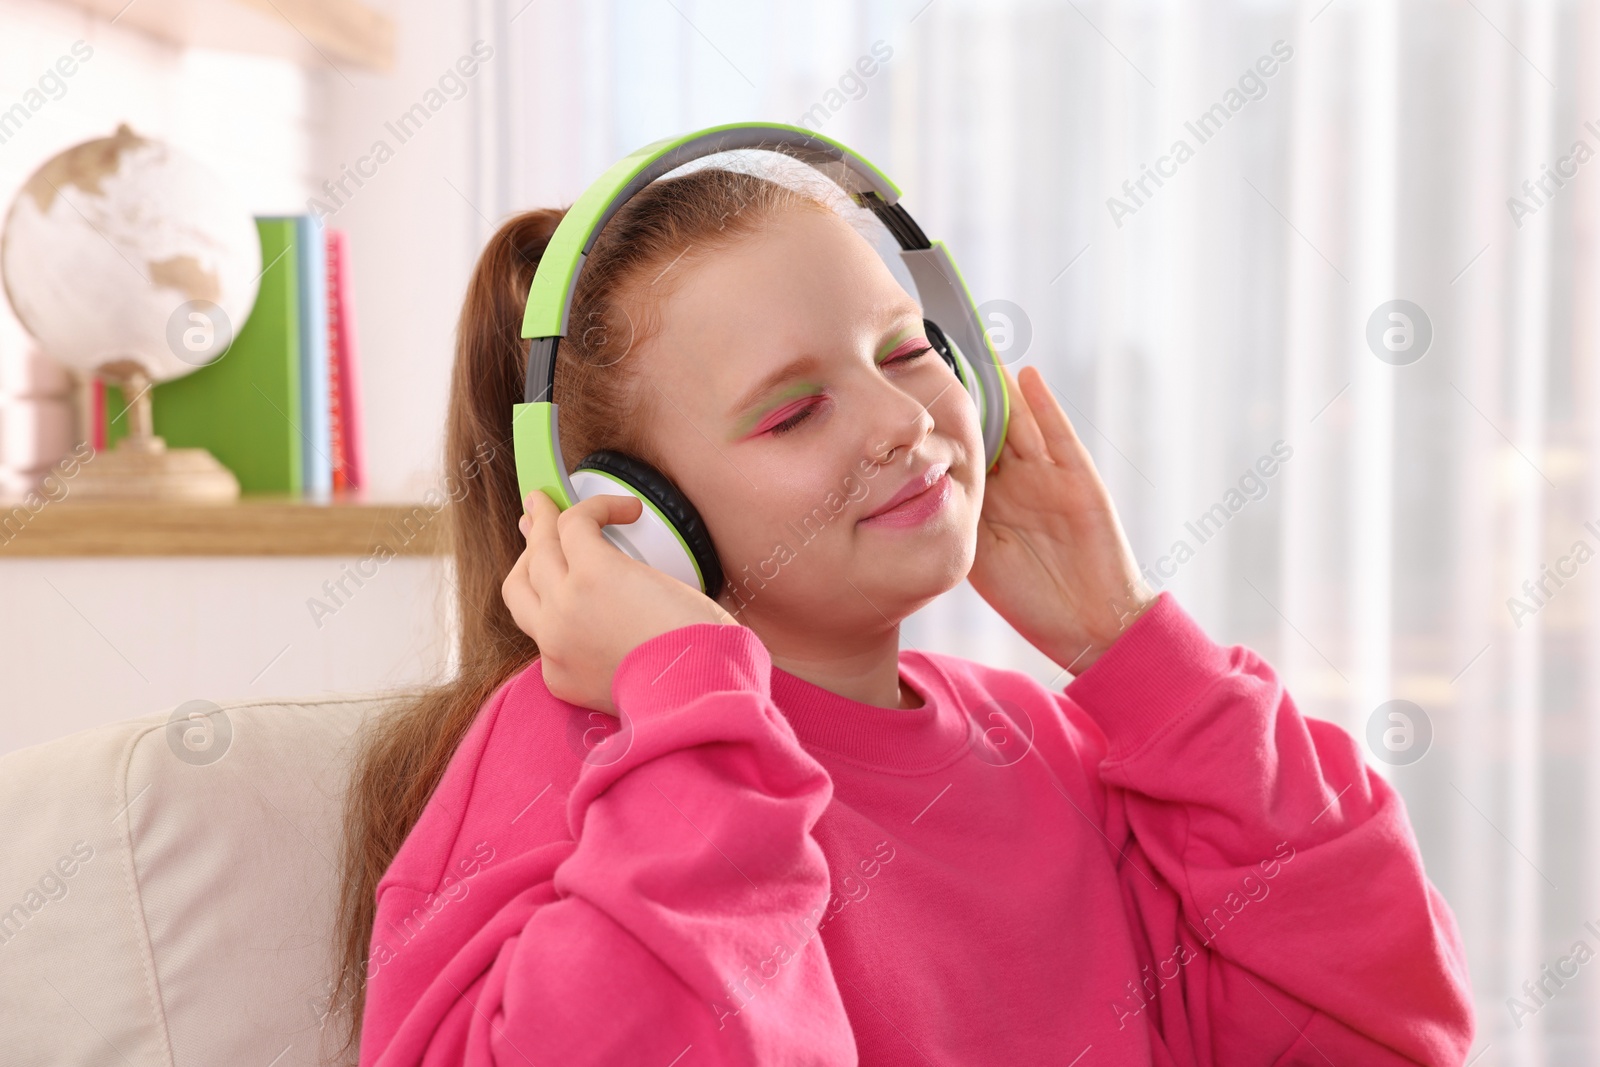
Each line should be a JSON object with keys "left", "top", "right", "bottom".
{"left": 1, "top": 123, "right": 262, "bottom": 382}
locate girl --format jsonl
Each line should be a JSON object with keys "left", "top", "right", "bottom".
{"left": 331, "top": 164, "right": 1474, "bottom": 1065}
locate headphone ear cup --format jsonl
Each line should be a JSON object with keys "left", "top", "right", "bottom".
{"left": 923, "top": 317, "right": 993, "bottom": 444}
{"left": 571, "top": 450, "right": 725, "bottom": 600}
{"left": 922, "top": 319, "right": 966, "bottom": 385}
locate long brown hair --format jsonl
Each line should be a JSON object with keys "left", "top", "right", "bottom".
{"left": 324, "top": 165, "right": 832, "bottom": 1064}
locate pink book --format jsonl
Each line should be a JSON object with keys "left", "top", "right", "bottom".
{"left": 325, "top": 236, "right": 346, "bottom": 492}
{"left": 326, "top": 228, "right": 365, "bottom": 491}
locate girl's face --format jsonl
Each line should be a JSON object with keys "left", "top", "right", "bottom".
{"left": 627, "top": 204, "right": 986, "bottom": 645}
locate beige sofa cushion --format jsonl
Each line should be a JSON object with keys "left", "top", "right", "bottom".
{"left": 0, "top": 690, "right": 418, "bottom": 1067}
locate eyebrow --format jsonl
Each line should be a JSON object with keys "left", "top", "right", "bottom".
{"left": 727, "top": 301, "right": 924, "bottom": 431}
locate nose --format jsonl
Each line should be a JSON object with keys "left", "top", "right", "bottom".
{"left": 860, "top": 362, "right": 937, "bottom": 471}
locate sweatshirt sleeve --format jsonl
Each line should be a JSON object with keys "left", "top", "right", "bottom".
{"left": 1062, "top": 591, "right": 1475, "bottom": 1066}
{"left": 364, "top": 622, "right": 857, "bottom": 1067}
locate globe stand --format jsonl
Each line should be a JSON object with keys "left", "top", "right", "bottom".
{"left": 68, "top": 362, "right": 240, "bottom": 503}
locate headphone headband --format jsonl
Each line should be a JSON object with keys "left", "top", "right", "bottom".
{"left": 520, "top": 122, "right": 935, "bottom": 407}
{"left": 524, "top": 124, "right": 898, "bottom": 337}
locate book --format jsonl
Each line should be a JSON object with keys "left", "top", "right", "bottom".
{"left": 292, "top": 215, "right": 332, "bottom": 496}
{"left": 327, "top": 228, "right": 365, "bottom": 490}
{"left": 326, "top": 228, "right": 346, "bottom": 492}
{"left": 105, "top": 216, "right": 304, "bottom": 494}
{"left": 328, "top": 301, "right": 346, "bottom": 492}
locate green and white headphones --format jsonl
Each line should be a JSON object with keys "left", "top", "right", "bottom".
{"left": 513, "top": 121, "right": 1010, "bottom": 601}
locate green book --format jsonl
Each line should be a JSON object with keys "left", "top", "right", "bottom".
{"left": 106, "top": 217, "right": 303, "bottom": 494}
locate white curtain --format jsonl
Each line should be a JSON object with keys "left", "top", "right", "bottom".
{"left": 473, "top": 0, "right": 1600, "bottom": 1060}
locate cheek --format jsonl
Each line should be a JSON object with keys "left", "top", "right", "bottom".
{"left": 938, "top": 389, "right": 986, "bottom": 481}
{"left": 696, "top": 470, "right": 841, "bottom": 569}
{"left": 747, "top": 463, "right": 874, "bottom": 576}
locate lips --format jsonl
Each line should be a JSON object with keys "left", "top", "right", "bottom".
{"left": 862, "top": 461, "right": 951, "bottom": 521}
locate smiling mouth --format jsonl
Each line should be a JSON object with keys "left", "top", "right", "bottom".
{"left": 859, "top": 464, "right": 953, "bottom": 529}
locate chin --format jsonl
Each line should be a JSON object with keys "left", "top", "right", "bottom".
{"left": 866, "top": 521, "right": 975, "bottom": 606}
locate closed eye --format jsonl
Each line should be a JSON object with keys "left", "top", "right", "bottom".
{"left": 889, "top": 347, "right": 934, "bottom": 371}
{"left": 767, "top": 398, "right": 824, "bottom": 437}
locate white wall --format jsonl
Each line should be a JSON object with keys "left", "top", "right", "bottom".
{"left": 0, "top": 0, "right": 485, "bottom": 754}
{"left": 0, "top": 555, "right": 455, "bottom": 755}
{"left": 0, "top": 0, "right": 487, "bottom": 499}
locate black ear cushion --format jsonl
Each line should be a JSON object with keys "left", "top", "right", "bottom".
{"left": 574, "top": 449, "right": 725, "bottom": 600}
{"left": 923, "top": 319, "right": 967, "bottom": 387}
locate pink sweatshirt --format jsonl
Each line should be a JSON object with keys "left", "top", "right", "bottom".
{"left": 356, "top": 591, "right": 1474, "bottom": 1065}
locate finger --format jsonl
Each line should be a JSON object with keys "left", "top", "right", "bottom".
{"left": 1018, "top": 365, "right": 1092, "bottom": 467}
{"left": 558, "top": 493, "right": 645, "bottom": 564}
{"left": 502, "top": 541, "right": 543, "bottom": 639}
{"left": 523, "top": 489, "right": 568, "bottom": 588}
{"left": 997, "top": 362, "right": 1049, "bottom": 462}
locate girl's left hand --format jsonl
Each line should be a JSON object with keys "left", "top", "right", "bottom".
{"left": 966, "top": 363, "right": 1158, "bottom": 676}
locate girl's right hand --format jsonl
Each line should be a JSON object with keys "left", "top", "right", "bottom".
{"left": 503, "top": 489, "right": 741, "bottom": 717}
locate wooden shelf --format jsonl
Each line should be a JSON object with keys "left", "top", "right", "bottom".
{"left": 0, "top": 495, "right": 449, "bottom": 557}
{"left": 49, "top": 0, "right": 395, "bottom": 73}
